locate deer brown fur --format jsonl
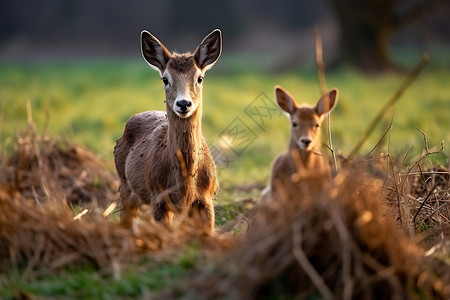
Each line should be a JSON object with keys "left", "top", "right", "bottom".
{"left": 114, "top": 29, "right": 222, "bottom": 232}
{"left": 264, "top": 85, "right": 339, "bottom": 202}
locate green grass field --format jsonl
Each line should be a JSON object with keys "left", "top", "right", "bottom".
{"left": 1, "top": 57, "right": 449, "bottom": 190}
{"left": 0, "top": 55, "right": 449, "bottom": 299}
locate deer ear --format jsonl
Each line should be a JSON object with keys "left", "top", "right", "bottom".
{"left": 194, "top": 29, "right": 222, "bottom": 71}
{"left": 275, "top": 86, "right": 297, "bottom": 114}
{"left": 141, "top": 30, "right": 171, "bottom": 74}
{"left": 316, "top": 88, "right": 338, "bottom": 116}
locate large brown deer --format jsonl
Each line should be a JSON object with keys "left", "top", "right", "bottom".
{"left": 114, "top": 29, "right": 222, "bottom": 232}
{"left": 264, "top": 85, "right": 339, "bottom": 202}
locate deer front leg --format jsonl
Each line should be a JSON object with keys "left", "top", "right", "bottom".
{"left": 190, "top": 199, "right": 215, "bottom": 233}
{"left": 153, "top": 201, "right": 173, "bottom": 226}
{"left": 119, "top": 188, "right": 140, "bottom": 228}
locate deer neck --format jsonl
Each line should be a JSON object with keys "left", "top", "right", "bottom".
{"left": 167, "top": 105, "right": 203, "bottom": 177}
{"left": 289, "top": 142, "right": 319, "bottom": 170}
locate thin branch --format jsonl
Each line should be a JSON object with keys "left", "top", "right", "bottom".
{"left": 413, "top": 181, "right": 440, "bottom": 231}
{"left": 404, "top": 128, "right": 445, "bottom": 178}
{"left": 0, "top": 100, "right": 5, "bottom": 138}
{"left": 314, "top": 27, "right": 328, "bottom": 94}
{"left": 366, "top": 116, "right": 394, "bottom": 157}
{"left": 292, "top": 219, "right": 334, "bottom": 300}
{"left": 327, "top": 203, "right": 353, "bottom": 300}
{"left": 314, "top": 27, "right": 338, "bottom": 173}
{"left": 385, "top": 119, "right": 393, "bottom": 185}
{"left": 397, "top": 128, "right": 445, "bottom": 230}
{"left": 400, "top": 142, "right": 414, "bottom": 172}
{"left": 26, "top": 96, "right": 34, "bottom": 126}
{"left": 417, "top": 127, "right": 429, "bottom": 153}
{"left": 398, "top": 171, "right": 450, "bottom": 177}
{"left": 347, "top": 53, "right": 430, "bottom": 161}
{"left": 388, "top": 155, "right": 403, "bottom": 227}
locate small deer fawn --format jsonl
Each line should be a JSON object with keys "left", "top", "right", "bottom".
{"left": 265, "top": 85, "right": 338, "bottom": 202}
{"left": 114, "top": 29, "right": 222, "bottom": 232}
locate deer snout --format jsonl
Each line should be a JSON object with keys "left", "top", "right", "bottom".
{"left": 299, "top": 138, "right": 312, "bottom": 149}
{"left": 176, "top": 100, "right": 192, "bottom": 113}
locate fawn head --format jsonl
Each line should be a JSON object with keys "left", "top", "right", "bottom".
{"left": 275, "top": 86, "right": 338, "bottom": 151}
{"left": 141, "top": 29, "right": 222, "bottom": 118}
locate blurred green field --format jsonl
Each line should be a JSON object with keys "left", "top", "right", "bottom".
{"left": 1, "top": 58, "right": 449, "bottom": 195}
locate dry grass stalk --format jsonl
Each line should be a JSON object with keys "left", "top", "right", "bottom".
{"left": 314, "top": 27, "right": 337, "bottom": 173}
{"left": 347, "top": 53, "right": 430, "bottom": 161}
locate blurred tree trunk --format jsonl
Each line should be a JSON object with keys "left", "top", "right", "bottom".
{"left": 328, "top": 0, "right": 438, "bottom": 71}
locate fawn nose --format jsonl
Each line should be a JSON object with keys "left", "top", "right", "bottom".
{"left": 176, "top": 100, "right": 192, "bottom": 112}
{"left": 301, "top": 138, "right": 311, "bottom": 147}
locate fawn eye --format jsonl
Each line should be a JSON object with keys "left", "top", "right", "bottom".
{"left": 161, "top": 77, "right": 169, "bottom": 86}
{"left": 292, "top": 122, "right": 298, "bottom": 128}
{"left": 197, "top": 76, "right": 204, "bottom": 84}
{"left": 315, "top": 123, "right": 320, "bottom": 128}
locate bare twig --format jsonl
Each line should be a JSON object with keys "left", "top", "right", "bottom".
{"left": 314, "top": 27, "right": 327, "bottom": 94}
{"left": 327, "top": 203, "right": 353, "bottom": 300}
{"left": 292, "top": 219, "right": 334, "bottom": 300}
{"left": 393, "top": 128, "right": 445, "bottom": 231}
{"left": 348, "top": 53, "right": 430, "bottom": 161}
{"left": 388, "top": 155, "right": 403, "bottom": 226}
{"left": 413, "top": 181, "right": 440, "bottom": 231}
{"left": 399, "top": 171, "right": 450, "bottom": 177}
{"left": 400, "top": 142, "right": 414, "bottom": 172}
{"left": 0, "top": 100, "right": 5, "bottom": 138}
{"left": 314, "top": 27, "right": 338, "bottom": 173}
{"left": 366, "top": 116, "right": 394, "bottom": 157}
{"left": 401, "top": 128, "right": 444, "bottom": 194}
{"left": 362, "top": 255, "right": 404, "bottom": 297}
{"left": 26, "top": 97, "right": 34, "bottom": 126}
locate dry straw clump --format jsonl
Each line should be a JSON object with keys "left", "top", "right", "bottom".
{"left": 170, "top": 165, "right": 449, "bottom": 300}
{"left": 0, "top": 123, "right": 118, "bottom": 207}
{"left": 0, "top": 193, "right": 234, "bottom": 278}
{"left": 0, "top": 124, "right": 234, "bottom": 278}
{"left": 387, "top": 163, "right": 450, "bottom": 241}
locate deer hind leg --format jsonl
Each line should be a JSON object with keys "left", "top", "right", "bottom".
{"left": 190, "top": 199, "right": 215, "bottom": 233}
{"left": 119, "top": 185, "right": 140, "bottom": 228}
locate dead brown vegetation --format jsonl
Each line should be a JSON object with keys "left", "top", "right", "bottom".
{"left": 168, "top": 164, "right": 450, "bottom": 299}
{"left": 0, "top": 121, "right": 448, "bottom": 299}
{"left": 0, "top": 122, "right": 118, "bottom": 208}
{"left": 0, "top": 124, "right": 234, "bottom": 277}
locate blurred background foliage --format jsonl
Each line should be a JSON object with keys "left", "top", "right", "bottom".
{"left": 1, "top": 0, "right": 449, "bottom": 70}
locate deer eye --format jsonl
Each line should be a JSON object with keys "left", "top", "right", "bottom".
{"left": 315, "top": 123, "right": 320, "bottom": 128}
{"left": 161, "top": 77, "right": 169, "bottom": 86}
{"left": 197, "top": 76, "right": 204, "bottom": 84}
{"left": 292, "top": 122, "right": 298, "bottom": 128}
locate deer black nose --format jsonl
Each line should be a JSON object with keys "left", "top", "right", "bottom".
{"left": 301, "top": 138, "right": 311, "bottom": 147}
{"left": 176, "top": 100, "right": 192, "bottom": 112}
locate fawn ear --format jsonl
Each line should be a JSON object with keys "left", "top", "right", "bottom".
{"left": 275, "top": 85, "right": 297, "bottom": 114}
{"left": 141, "top": 30, "right": 171, "bottom": 75}
{"left": 316, "top": 88, "right": 338, "bottom": 116}
{"left": 194, "top": 29, "right": 222, "bottom": 71}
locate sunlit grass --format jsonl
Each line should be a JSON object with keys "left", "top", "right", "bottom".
{"left": 0, "top": 258, "right": 191, "bottom": 299}
{"left": 1, "top": 58, "right": 449, "bottom": 191}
